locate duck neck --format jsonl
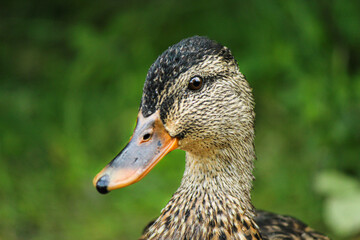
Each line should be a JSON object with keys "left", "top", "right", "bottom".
{"left": 141, "top": 142, "right": 260, "bottom": 240}
{"left": 180, "top": 143, "right": 256, "bottom": 216}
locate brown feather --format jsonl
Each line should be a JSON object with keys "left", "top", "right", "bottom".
{"left": 132, "top": 36, "right": 329, "bottom": 239}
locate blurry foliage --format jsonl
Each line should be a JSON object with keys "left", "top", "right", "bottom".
{"left": 1, "top": 0, "right": 359, "bottom": 239}
{"left": 315, "top": 170, "right": 360, "bottom": 237}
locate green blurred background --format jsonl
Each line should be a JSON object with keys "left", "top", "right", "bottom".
{"left": 1, "top": 0, "right": 360, "bottom": 239}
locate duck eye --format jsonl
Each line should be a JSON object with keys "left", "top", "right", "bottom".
{"left": 188, "top": 76, "right": 203, "bottom": 91}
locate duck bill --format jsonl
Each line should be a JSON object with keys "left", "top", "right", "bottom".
{"left": 93, "top": 111, "right": 178, "bottom": 194}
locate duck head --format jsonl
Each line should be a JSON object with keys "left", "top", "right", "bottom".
{"left": 93, "top": 36, "right": 255, "bottom": 194}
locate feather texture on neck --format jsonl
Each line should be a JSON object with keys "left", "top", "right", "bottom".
{"left": 141, "top": 141, "right": 260, "bottom": 240}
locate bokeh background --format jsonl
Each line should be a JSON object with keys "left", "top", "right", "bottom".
{"left": 1, "top": 0, "right": 360, "bottom": 239}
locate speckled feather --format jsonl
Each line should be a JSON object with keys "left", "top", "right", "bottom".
{"left": 255, "top": 211, "right": 329, "bottom": 239}
{"left": 137, "top": 36, "right": 329, "bottom": 240}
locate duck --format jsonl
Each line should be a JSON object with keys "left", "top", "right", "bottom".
{"left": 93, "top": 36, "right": 329, "bottom": 240}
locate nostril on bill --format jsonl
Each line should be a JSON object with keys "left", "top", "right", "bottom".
{"left": 96, "top": 175, "right": 110, "bottom": 194}
{"left": 142, "top": 133, "right": 152, "bottom": 141}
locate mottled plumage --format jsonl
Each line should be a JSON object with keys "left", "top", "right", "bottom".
{"left": 124, "top": 36, "right": 329, "bottom": 239}
{"left": 255, "top": 211, "right": 329, "bottom": 239}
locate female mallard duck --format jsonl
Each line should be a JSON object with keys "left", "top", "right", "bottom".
{"left": 93, "top": 36, "right": 329, "bottom": 240}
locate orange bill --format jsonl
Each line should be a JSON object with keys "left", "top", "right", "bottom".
{"left": 93, "top": 111, "right": 178, "bottom": 194}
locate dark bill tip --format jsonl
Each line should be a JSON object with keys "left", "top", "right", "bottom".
{"left": 92, "top": 111, "right": 179, "bottom": 193}
{"left": 96, "top": 175, "right": 110, "bottom": 194}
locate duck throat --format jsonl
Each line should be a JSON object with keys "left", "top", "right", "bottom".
{"left": 141, "top": 144, "right": 260, "bottom": 240}
{"left": 181, "top": 145, "right": 256, "bottom": 214}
